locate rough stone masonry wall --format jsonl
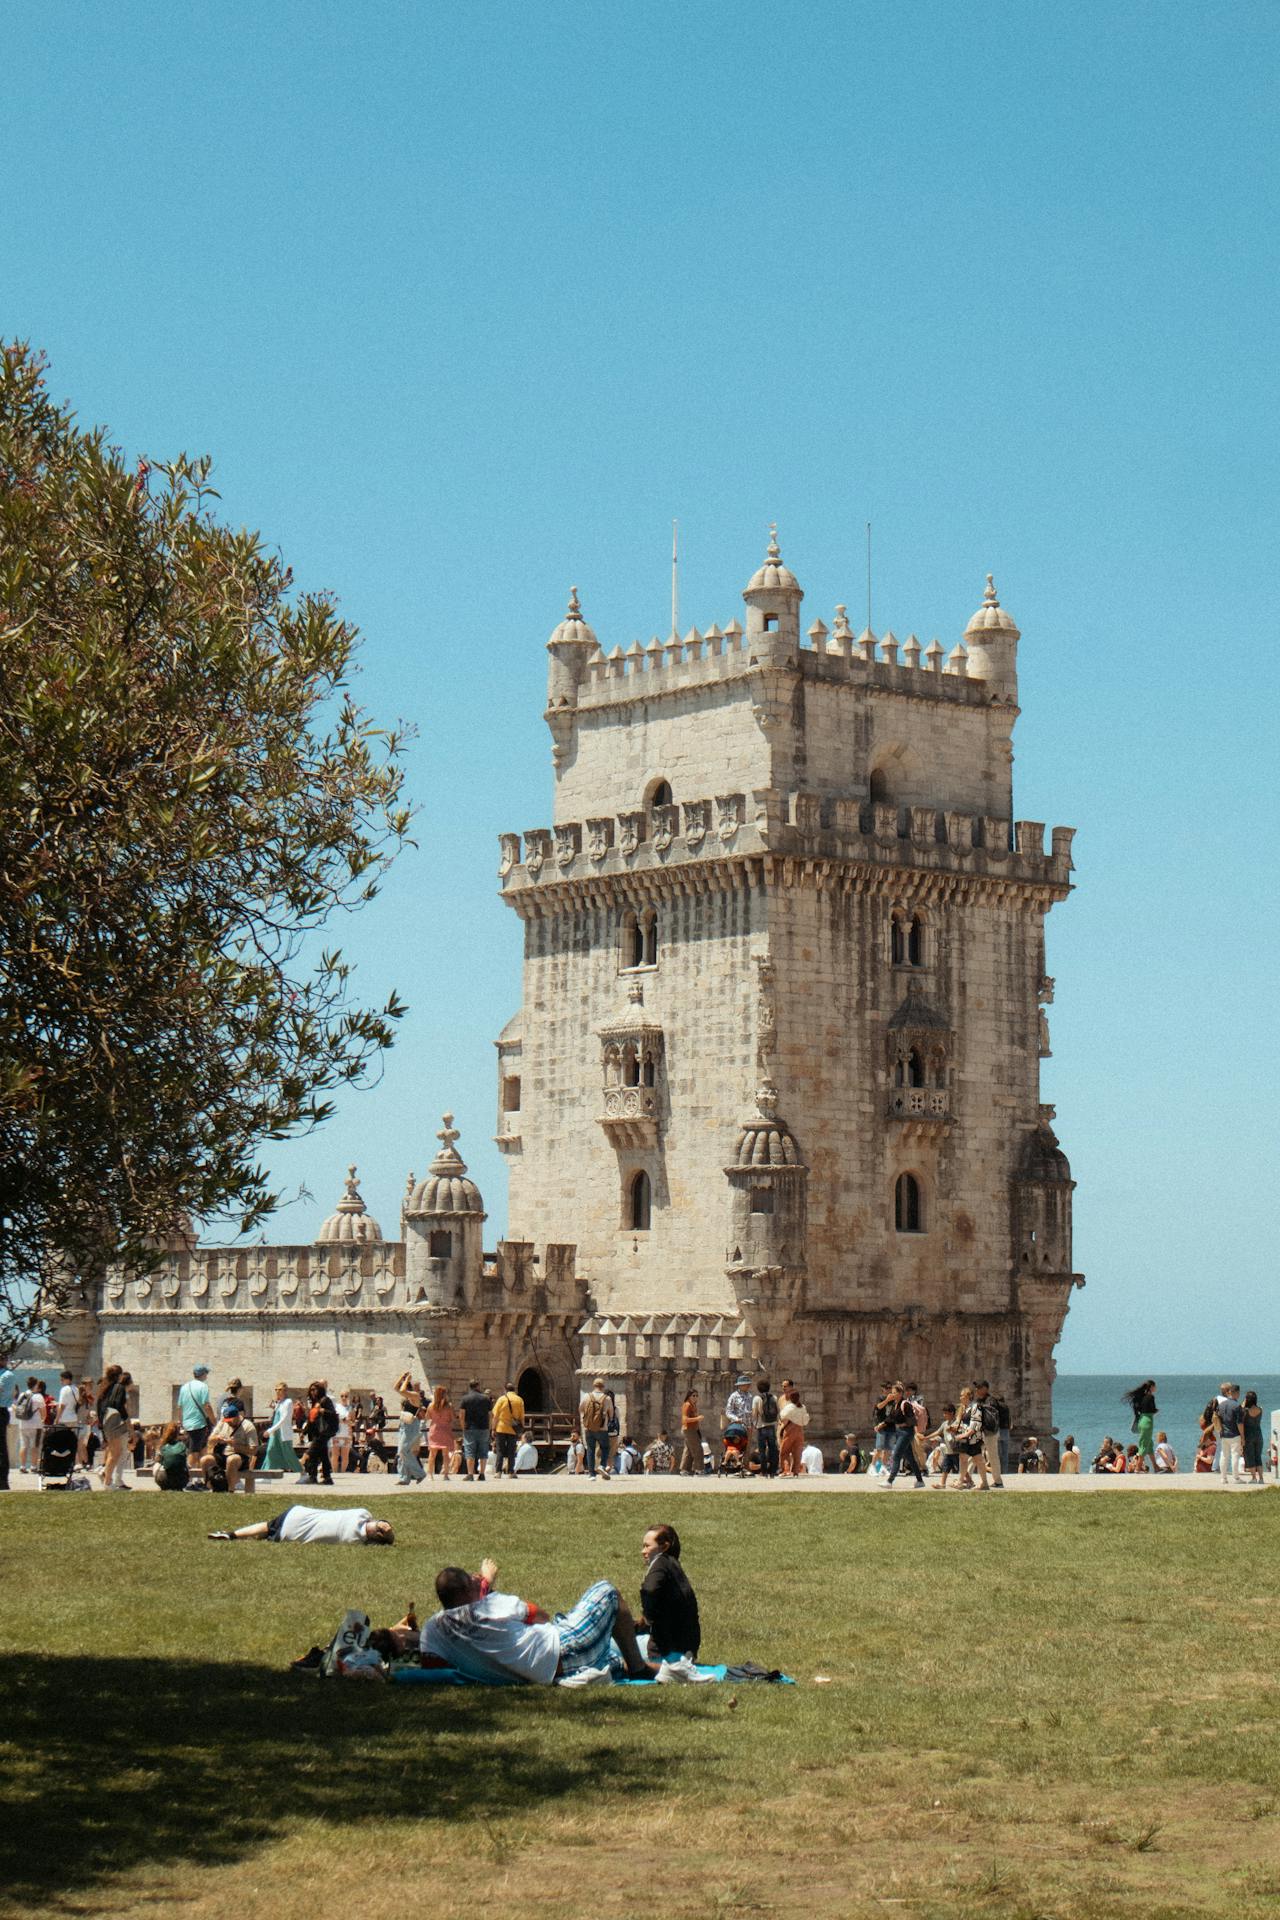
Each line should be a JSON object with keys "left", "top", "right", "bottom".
{"left": 551, "top": 677, "right": 768, "bottom": 824}
{"left": 800, "top": 670, "right": 1013, "bottom": 817}
{"left": 763, "top": 873, "right": 1053, "bottom": 1437}
{"left": 506, "top": 876, "right": 763, "bottom": 1315}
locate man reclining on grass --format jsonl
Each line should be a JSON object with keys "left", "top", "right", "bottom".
{"left": 208, "top": 1504, "right": 394, "bottom": 1545}
{"left": 421, "top": 1557, "right": 657, "bottom": 1683}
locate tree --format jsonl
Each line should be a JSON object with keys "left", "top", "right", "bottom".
{"left": 0, "top": 342, "right": 414, "bottom": 1354}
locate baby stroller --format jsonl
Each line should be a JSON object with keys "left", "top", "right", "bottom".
{"left": 39, "top": 1425, "right": 79, "bottom": 1491}
{"left": 720, "top": 1424, "right": 749, "bottom": 1475}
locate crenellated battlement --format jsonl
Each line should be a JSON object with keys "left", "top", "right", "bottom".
{"left": 95, "top": 1236, "right": 588, "bottom": 1318}
{"left": 499, "top": 794, "right": 1075, "bottom": 903}
{"left": 569, "top": 610, "right": 991, "bottom": 714}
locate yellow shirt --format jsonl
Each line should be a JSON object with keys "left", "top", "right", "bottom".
{"left": 491, "top": 1392, "right": 525, "bottom": 1435}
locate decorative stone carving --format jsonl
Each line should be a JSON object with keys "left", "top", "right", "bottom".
{"left": 598, "top": 980, "right": 664, "bottom": 1147}
{"left": 683, "top": 800, "right": 708, "bottom": 849}
{"left": 618, "top": 810, "right": 644, "bottom": 857}
{"left": 651, "top": 803, "right": 678, "bottom": 853}
{"left": 555, "top": 823, "right": 580, "bottom": 869}
{"left": 587, "top": 816, "right": 613, "bottom": 862}
{"left": 498, "top": 833, "right": 520, "bottom": 877}
{"left": 716, "top": 793, "right": 742, "bottom": 843}
{"left": 886, "top": 984, "right": 954, "bottom": 1134}
{"left": 524, "top": 829, "right": 550, "bottom": 876}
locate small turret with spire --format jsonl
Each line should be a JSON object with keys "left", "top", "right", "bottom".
{"left": 742, "top": 524, "right": 803, "bottom": 664}
{"left": 963, "top": 572, "right": 1021, "bottom": 706}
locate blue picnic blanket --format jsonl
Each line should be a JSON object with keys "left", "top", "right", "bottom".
{"left": 389, "top": 1661, "right": 794, "bottom": 1688}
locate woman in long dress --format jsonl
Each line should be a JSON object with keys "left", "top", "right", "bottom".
{"left": 260, "top": 1383, "right": 300, "bottom": 1471}
{"left": 777, "top": 1381, "right": 809, "bottom": 1477}
{"left": 1241, "top": 1390, "right": 1265, "bottom": 1485}
{"left": 1122, "top": 1380, "right": 1158, "bottom": 1472}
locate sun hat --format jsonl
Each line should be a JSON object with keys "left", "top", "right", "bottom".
{"left": 193, "top": 1362, "right": 210, "bottom": 1377}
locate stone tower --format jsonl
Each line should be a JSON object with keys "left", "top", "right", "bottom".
{"left": 497, "top": 534, "right": 1081, "bottom": 1444}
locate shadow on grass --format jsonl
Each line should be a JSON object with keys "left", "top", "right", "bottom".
{"left": 0, "top": 1652, "right": 669, "bottom": 1900}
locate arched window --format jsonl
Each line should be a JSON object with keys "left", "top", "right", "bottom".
{"left": 623, "top": 1044, "right": 640, "bottom": 1088}
{"left": 895, "top": 1050, "right": 925, "bottom": 1089}
{"left": 644, "top": 913, "right": 658, "bottom": 965}
{"left": 894, "top": 1173, "right": 922, "bottom": 1234}
{"left": 869, "top": 767, "right": 891, "bottom": 804}
{"left": 622, "top": 910, "right": 644, "bottom": 969}
{"left": 642, "top": 1054, "right": 656, "bottom": 1087}
{"left": 629, "top": 1170, "right": 652, "bottom": 1232}
{"left": 648, "top": 780, "right": 672, "bottom": 808}
{"left": 891, "top": 912, "right": 924, "bottom": 967}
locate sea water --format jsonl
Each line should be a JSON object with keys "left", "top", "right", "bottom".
{"left": 1053, "top": 1374, "right": 1280, "bottom": 1466}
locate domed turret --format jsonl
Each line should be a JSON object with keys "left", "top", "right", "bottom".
{"left": 742, "top": 525, "right": 803, "bottom": 663}
{"left": 1013, "top": 1106, "right": 1075, "bottom": 1275}
{"left": 1018, "top": 1108, "right": 1073, "bottom": 1185}
{"left": 405, "top": 1115, "right": 485, "bottom": 1217}
{"left": 403, "top": 1116, "right": 486, "bottom": 1308}
{"left": 963, "top": 573, "right": 1020, "bottom": 705}
{"left": 731, "top": 1086, "right": 804, "bottom": 1168}
{"left": 545, "top": 585, "right": 600, "bottom": 710}
{"left": 315, "top": 1166, "right": 382, "bottom": 1246}
{"left": 724, "top": 1085, "right": 809, "bottom": 1290}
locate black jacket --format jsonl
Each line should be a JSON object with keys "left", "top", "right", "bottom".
{"left": 640, "top": 1552, "right": 701, "bottom": 1660}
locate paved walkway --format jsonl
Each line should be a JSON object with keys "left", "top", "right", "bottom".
{"left": 5, "top": 1467, "right": 1273, "bottom": 1495}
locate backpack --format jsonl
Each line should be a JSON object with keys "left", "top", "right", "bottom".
{"left": 14, "top": 1391, "right": 33, "bottom": 1420}
{"left": 760, "top": 1392, "right": 778, "bottom": 1424}
{"left": 979, "top": 1400, "right": 1000, "bottom": 1433}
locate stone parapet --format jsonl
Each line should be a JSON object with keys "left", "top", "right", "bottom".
{"left": 499, "top": 796, "right": 1074, "bottom": 906}
{"left": 568, "top": 616, "right": 992, "bottom": 715}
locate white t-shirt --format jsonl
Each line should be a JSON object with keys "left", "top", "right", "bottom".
{"left": 615, "top": 1446, "right": 638, "bottom": 1475}
{"left": 421, "top": 1591, "right": 559, "bottom": 1684}
{"left": 55, "top": 1385, "right": 79, "bottom": 1425}
{"left": 19, "top": 1392, "right": 46, "bottom": 1429}
{"left": 334, "top": 1399, "right": 350, "bottom": 1437}
{"left": 1154, "top": 1442, "right": 1177, "bottom": 1471}
{"left": 514, "top": 1440, "right": 538, "bottom": 1473}
{"left": 800, "top": 1444, "right": 824, "bottom": 1475}
{"left": 278, "top": 1504, "right": 373, "bottom": 1545}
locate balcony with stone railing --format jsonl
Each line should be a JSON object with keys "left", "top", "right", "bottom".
{"left": 887, "top": 1085, "right": 953, "bottom": 1137}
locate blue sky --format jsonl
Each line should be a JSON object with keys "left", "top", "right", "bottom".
{"left": 4, "top": 2, "right": 1277, "bottom": 1370}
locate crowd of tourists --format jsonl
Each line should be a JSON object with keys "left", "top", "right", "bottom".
{"left": 0, "top": 1361, "right": 1273, "bottom": 1489}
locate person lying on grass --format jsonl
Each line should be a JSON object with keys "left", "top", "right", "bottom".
{"left": 421, "top": 1556, "right": 658, "bottom": 1683}
{"left": 208, "top": 1504, "right": 394, "bottom": 1545}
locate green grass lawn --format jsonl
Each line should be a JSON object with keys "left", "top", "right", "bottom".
{"left": 2, "top": 1488, "right": 1279, "bottom": 1919}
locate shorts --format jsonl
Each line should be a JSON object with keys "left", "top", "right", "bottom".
{"left": 265, "top": 1509, "right": 292, "bottom": 1541}
{"left": 463, "top": 1431, "right": 491, "bottom": 1462}
{"left": 555, "top": 1581, "right": 621, "bottom": 1676}
{"left": 942, "top": 1451, "right": 961, "bottom": 1474}
{"left": 184, "top": 1425, "right": 210, "bottom": 1453}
